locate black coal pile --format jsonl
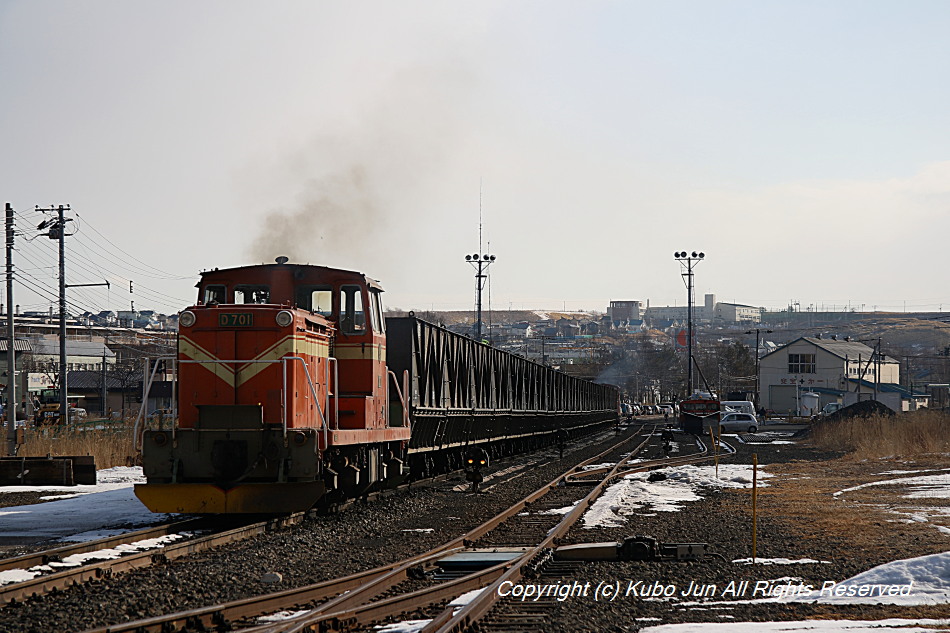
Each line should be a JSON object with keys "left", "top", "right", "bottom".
{"left": 824, "top": 399, "right": 895, "bottom": 421}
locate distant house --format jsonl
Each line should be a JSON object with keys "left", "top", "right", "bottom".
{"left": 93, "top": 311, "right": 117, "bottom": 326}
{"left": 759, "top": 336, "right": 900, "bottom": 414}
{"left": 625, "top": 319, "right": 647, "bottom": 333}
{"left": 510, "top": 322, "right": 533, "bottom": 338}
{"left": 117, "top": 310, "right": 137, "bottom": 327}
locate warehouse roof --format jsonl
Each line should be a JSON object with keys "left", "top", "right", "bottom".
{"left": 762, "top": 336, "right": 898, "bottom": 364}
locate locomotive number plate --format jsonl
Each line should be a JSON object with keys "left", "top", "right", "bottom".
{"left": 218, "top": 312, "right": 254, "bottom": 327}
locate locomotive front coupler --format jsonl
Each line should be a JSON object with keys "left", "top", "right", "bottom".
{"left": 554, "top": 536, "right": 717, "bottom": 562}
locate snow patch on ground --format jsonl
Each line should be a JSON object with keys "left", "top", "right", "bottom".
{"left": 834, "top": 473, "right": 950, "bottom": 498}
{"left": 835, "top": 472, "right": 950, "bottom": 536}
{"left": 539, "top": 501, "right": 579, "bottom": 515}
{"left": 790, "top": 550, "right": 950, "bottom": 605}
{"left": 641, "top": 619, "right": 950, "bottom": 632}
{"left": 0, "top": 466, "right": 173, "bottom": 543}
{"left": 583, "top": 464, "right": 771, "bottom": 528}
{"left": 733, "top": 557, "right": 830, "bottom": 565}
{"left": 0, "top": 532, "right": 193, "bottom": 586}
{"left": 257, "top": 610, "right": 310, "bottom": 623}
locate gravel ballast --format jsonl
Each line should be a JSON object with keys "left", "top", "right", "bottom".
{"left": 0, "top": 421, "right": 947, "bottom": 632}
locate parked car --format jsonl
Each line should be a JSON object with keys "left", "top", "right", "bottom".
{"left": 819, "top": 402, "right": 842, "bottom": 417}
{"left": 718, "top": 412, "right": 759, "bottom": 433}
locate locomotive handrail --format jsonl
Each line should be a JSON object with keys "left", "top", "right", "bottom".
{"left": 387, "top": 369, "right": 410, "bottom": 428}
{"left": 327, "top": 357, "right": 339, "bottom": 429}
{"left": 133, "top": 357, "right": 168, "bottom": 452}
{"left": 176, "top": 358, "right": 329, "bottom": 444}
{"left": 282, "top": 356, "right": 329, "bottom": 448}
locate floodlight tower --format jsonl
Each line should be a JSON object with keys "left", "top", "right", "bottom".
{"left": 674, "top": 251, "right": 705, "bottom": 395}
{"left": 465, "top": 252, "right": 496, "bottom": 341}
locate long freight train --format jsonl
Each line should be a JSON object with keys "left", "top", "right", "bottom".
{"left": 134, "top": 259, "right": 618, "bottom": 513}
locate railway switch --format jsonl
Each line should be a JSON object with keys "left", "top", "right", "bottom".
{"left": 554, "top": 536, "right": 710, "bottom": 562}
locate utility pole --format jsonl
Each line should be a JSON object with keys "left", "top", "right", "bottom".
{"left": 36, "top": 205, "right": 72, "bottom": 424}
{"left": 57, "top": 206, "right": 67, "bottom": 424}
{"left": 745, "top": 327, "right": 773, "bottom": 407}
{"left": 37, "top": 205, "right": 108, "bottom": 424}
{"left": 101, "top": 346, "right": 108, "bottom": 417}
{"left": 5, "top": 203, "right": 15, "bottom": 456}
{"left": 875, "top": 337, "right": 881, "bottom": 402}
{"left": 674, "top": 251, "right": 705, "bottom": 396}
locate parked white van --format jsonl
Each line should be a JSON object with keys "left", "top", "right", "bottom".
{"left": 720, "top": 400, "right": 756, "bottom": 416}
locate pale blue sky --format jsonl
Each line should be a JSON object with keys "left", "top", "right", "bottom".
{"left": 1, "top": 1, "right": 949, "bottom": 315}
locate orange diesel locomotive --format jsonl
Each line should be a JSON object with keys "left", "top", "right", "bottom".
{"left": 135, "top": 258, "right": 618, "bottom": 514}
{"left": 135, "top": 258, "right": 410, "bottom": 513}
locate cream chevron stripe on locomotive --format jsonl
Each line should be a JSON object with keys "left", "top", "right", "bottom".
{"left": 234, "top": 335, "right": 329, "bottom": 386}
{"left": 178, "top": 336, "right": 237, "bottom": 387}
{"left": 179, "top": 335, "right": 330, "bottom": 388}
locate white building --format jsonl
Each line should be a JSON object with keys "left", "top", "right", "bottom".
{"left": 759, "top": 336, "right": 899, "bottom": 414}
{"left": 714, "top": 303, "right": 762, "bottom": 323}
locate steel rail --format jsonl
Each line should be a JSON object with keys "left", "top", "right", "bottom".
{"left": 421, "top": 436, "right": 737, "bottom": 633}
{"left": 420, "top": 429, "right": 657, "bottom": 633}
{"left": 0, "top": 518, "right": 206, "bottom": 574}
{"left": 246, "top": 428, "right": 658, "bottom": 633}
{"left": 300, "top": 557, "right": 516, "bottom": 633}
{"left": 3, "top": 513, "right": 305, "bottom": 606}
{"left": 80, "top": 426, "right": 646, "bottom": 633}
{"left": 564, "top": 433, "right": 735, "bottom": 483}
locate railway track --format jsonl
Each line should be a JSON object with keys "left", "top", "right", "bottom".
{"left": 0, "top": 423, "right": 616, "bottom": 617}
{"left": 76, "top": 425, "right": 718, "bottom": 633}
{"left": 0, "top": 514, "right": 307, "bottom": 606}
{"left": 453, "top": 434, "right": 736, "bottom": 633}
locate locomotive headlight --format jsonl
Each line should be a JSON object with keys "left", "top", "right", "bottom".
{"left": 275, "top": 310, "right": 294, "bottom": 327}
{"left": 179, "top": 311, "right": 196, "bottom": 328}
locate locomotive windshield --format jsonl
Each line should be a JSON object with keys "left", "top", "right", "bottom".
{"left": 234, "top": 284, "right": 270, "bottom": 304}
{"left": 340, "top": 285, "right": 365, "bottom": 333}
{"left": 296, "top": 285, "right": 333, "bottom": 316}
{"left": 203, "top": 285, "right": 226, "bottom": 304}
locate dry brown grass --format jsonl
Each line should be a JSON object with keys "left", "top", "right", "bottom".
{"left": 18, "top": 421, "right": 138, "bottom": 469}
{"left": 810, "top": 409, "right": 950, "bottom": 460}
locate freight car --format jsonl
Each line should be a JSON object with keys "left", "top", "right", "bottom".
{"left": 134, "top": 259, "right": 618, "bottom": 514}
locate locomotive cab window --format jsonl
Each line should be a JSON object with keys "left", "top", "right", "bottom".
{"left": 340, "top": 285, "right": 366, "bottom": 333}
{"left": 203, "top": 285, "right": 226, "bottom": 304}
{"left": 296, "top": 285, "right": 333, "bottom": 316}
{"left": 234, "top": 285, "right": 270, "bottom": 304}
{"left": 370, "top": 290, "right": 384, "bottom": 333}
